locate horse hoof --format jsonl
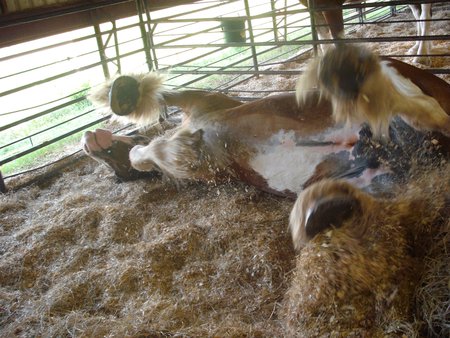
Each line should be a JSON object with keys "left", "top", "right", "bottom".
{"left": 109, "top": 76, "right": 140, "bottom": 116}
{"left": 289, "top": 180, "right": 371, "bottom": 250}
{"left": 304, "top": 194, "right": 362, "bottom": 240}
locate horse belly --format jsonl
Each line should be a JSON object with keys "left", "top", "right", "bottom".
{"left": 247, "top": 128, "right": 361, "bottom": 196}
{"left": 249, "top": 145, "right": 348, "bottom": 196}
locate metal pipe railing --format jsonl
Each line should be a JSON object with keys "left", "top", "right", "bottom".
{"left": 0, "top": 0, "right": 448, "bottom": 189}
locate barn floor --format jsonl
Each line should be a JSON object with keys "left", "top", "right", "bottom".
{"left": 1, "top": 7, "right": 449, "bottom": 338}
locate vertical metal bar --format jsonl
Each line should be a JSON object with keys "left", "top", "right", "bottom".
{"left": 135, "top": 0, "right": 153, "bottom": 72}
{"left": 0, "top": 171, "right": 6, "bottom": 193}
{"left": 243, "top": 0, "right": 259, "bottom": 74}
{"left": 391, "top": 5, "right": 397, "bottom": 16}
{"left": 93, "top": 23, "right": 111, "bottom": 79}
{"left": 143, "top": 0, "right": 159, "bottom": 70}
{"left": 112, "top": 21, "right": 122, "bottom": 74}
{"left": 284, "top": 0, "right": 287, "bottom": 40}
{"left": 270, "top": 0, "right": 278, "bottom": 42}
{"left": 357, "top": 7, "right": 364, "bottom": 24}
{"left": 307, "top": 0, "right": 319, "bottom": 56}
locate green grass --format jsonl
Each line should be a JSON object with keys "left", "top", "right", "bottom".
{"left": 0, "top": 85, "right": 106, "bottom": 176}
{"left": 1, "top": 127, "right": 104, "bottom": 177}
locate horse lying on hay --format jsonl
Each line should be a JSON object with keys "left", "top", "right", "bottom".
{"left": 82, "top": 45, "right": 449, "bottom": 335}
{"left": 299, "top": 0, "right": 434, "bottom": 63}
{"left": 83, "top": 45, "right": 450, "bottom": 245}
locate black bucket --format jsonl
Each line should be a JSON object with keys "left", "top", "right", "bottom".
{"left": 221, "top": 18, "right": 246, "bottom": 43}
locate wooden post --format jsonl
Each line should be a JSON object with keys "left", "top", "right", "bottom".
{"left": 93, "top": 23, "right": 111, "bottom": 79}
{"left": 143, "top": 1, "right": 159, "bottom": 70}
{"left": 136, "top": 0, "right": 154, "bottom": 72}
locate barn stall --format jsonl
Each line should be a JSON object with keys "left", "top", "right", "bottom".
{"left": 1, "top": 0, "right": 449, "bottom": 337}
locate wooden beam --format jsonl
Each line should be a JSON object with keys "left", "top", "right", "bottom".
{"left": 0, "top": 0, "right": 200, "bottom": 48}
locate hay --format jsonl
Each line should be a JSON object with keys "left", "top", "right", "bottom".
{"left": 1, "top": 167, "right": 296, "bottom": 336}
{"left": 415, "top": 226, "right": 450, "bottom": 338}
{"left": 1, "top": 155, "right": 449, "bottom": 336}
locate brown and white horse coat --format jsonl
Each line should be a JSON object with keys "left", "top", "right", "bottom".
{"left": 83, "top": 46, "right": 450, "bottom": 248}
{"left": 300, "top": 0, "right": 434, "bottom": 63}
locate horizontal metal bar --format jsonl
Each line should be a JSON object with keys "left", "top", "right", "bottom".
{"left": 152, "top": 34, "right": 449, "bottom": 49}
{"left": 0, "top": 96, "right": 86, "bottom": 132}
{"left": 0, "top": 115, "right": 111, "bottom": 167}
{"left": 0, "top": 47, "right": 145, "bottom": 98}
{"left": 0, "top": 108, "right": 96, "bottom": 151}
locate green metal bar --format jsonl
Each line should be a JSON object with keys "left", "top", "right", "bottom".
{"left": 93, "top": 23, "right": 111, "bottom": 79}
{"left": 136, "top": 0, "right": 153, "bottom": 71}
{"left": 243, "top": 0, "right": 259, "bottom": 73}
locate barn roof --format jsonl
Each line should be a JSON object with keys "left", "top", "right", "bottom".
{"left": 0, "top": 0, "right": 198, "bottom": 48}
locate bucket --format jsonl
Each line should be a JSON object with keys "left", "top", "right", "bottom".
{"left": 221, "top": 18, "right": 246, "bottom": 43}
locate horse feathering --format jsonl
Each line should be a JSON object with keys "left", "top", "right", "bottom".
{"left": 289, "top": 179, "right": 374, "bottom": 250}
{"left": 296, "top": 45, "right": 450, "bottom": 137}
{"left": 129, "top": 128, "right": 207, "bottom": 180}
{"left": 88, "top": 73, "right": 167, "bottom": 126}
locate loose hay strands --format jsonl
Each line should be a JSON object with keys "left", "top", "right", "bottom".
{"left": 415, "top": 227, "right": 450, "bottom": 338}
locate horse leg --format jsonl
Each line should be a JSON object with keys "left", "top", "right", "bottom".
{"left": 297, "top": 44, "right": 450, "bottom": 137}
{"left": 129, "top": 128, "right": 206, "bottom": 180}
{"left": 322, "top": 8, "right": 344, "bottom": 40}
{"left": 82, "top": 129, "right": 157, "bottom": 180}
{"left": 415, "top": 4, "right": 432, "bottom": 64}
{"left": 90, "top": 74, "right": 244, "bottom": 126}
{"left": 407, "top": 5, "right": 421, "bottom": 55}
{"left": 408, "top": 4, "right": 432, "bottom": 65}
{"left": 313, "top": 12, "right": 334, "bottom": 54}
{"left": 162, "top": 90, "right": 243, "bottom": 119}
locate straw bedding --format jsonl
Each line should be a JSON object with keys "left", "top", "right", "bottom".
{"left": 2, "top": 153, "right": 449, "bottom": 337}
{"left": 1, "top": 7, "right": 449, "bottom": 338}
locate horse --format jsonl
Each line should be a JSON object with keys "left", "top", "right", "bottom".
{"left": 82, "top": 45, "right": 450, "bottom": 249}
{"left": 299, "top": 0, "right": 433, "bottom": 63}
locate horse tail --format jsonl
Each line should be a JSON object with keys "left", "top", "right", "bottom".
{"left": 89, "top": 72, "right": 167, "bottom": 126}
